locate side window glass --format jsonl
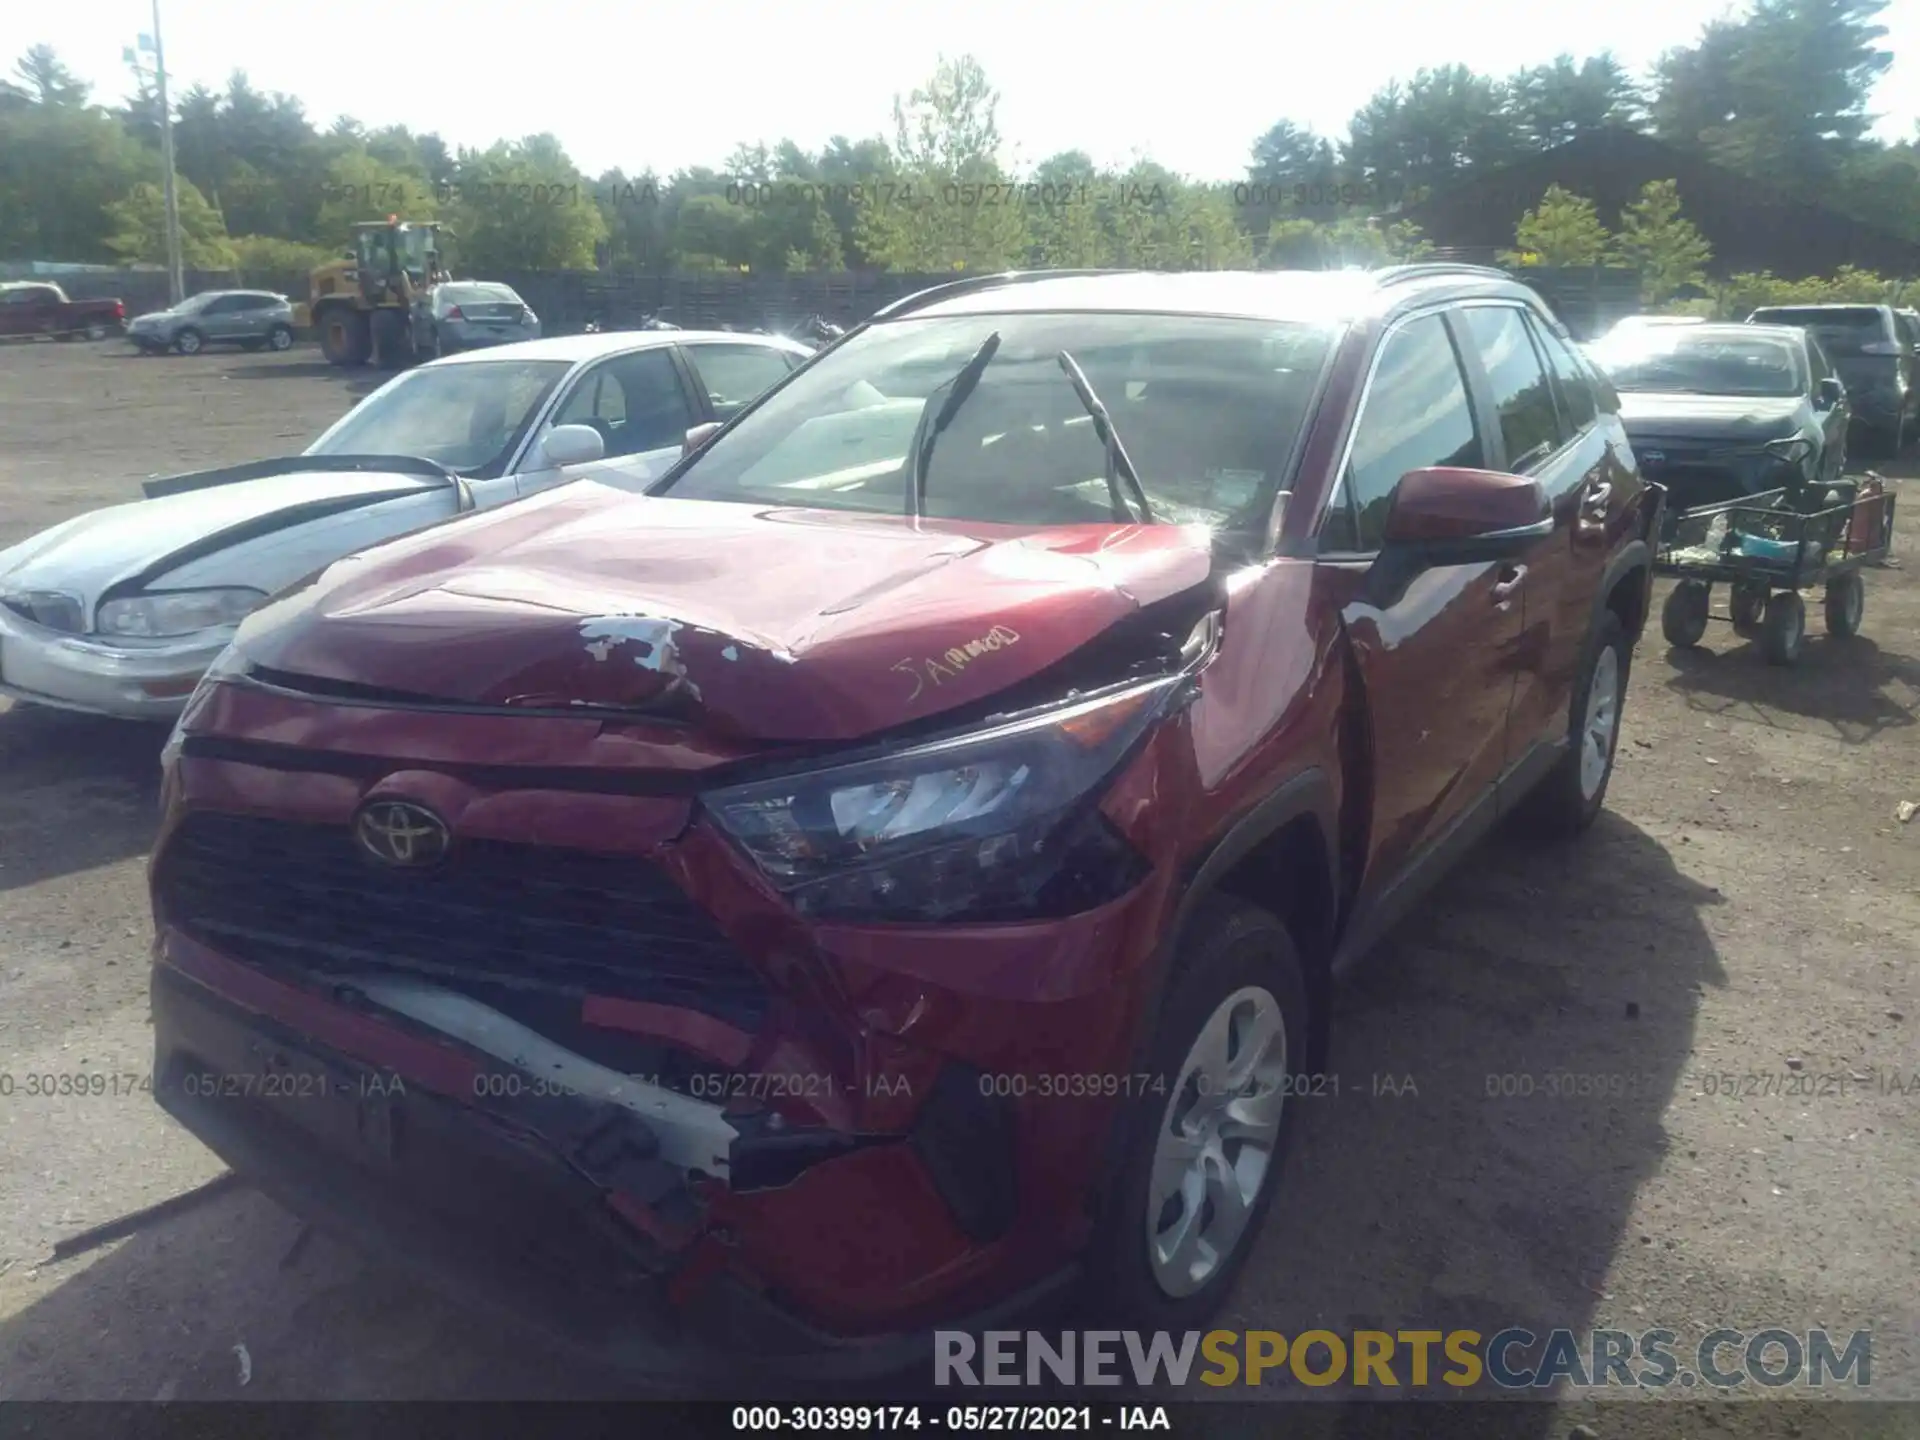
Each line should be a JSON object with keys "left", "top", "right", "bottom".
{"left": 601, "top": 349, "right": 692, "bottom": 456}
{"left": 688, "top": 344, "right": 797, "bottom": 420}
{"left": 1460, "top": 306, "right": 1563, "bottom": 471}
{"left": 1528, "top": 317, "right": 1597, "bottom": 433}
{"left": 1323, "top": 314, "right": 1484, "bottom": 552}
{"left": 554, "top": 367, "right": 627, "bottom": 429}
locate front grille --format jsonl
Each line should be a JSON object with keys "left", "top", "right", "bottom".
{"left": 155, "top": 811, "right": 768, "bottom": 1027}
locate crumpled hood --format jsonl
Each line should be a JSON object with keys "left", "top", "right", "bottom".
{"left": 1616, "top": 392, "right": 1806, "bottom": 443}
{"left": 232, "top": 481, "right": 1218, "bottom": 742}
{"left": 0, "top": 468, "right": 448, "bottom": 611}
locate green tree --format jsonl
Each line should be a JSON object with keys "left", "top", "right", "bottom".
{"left": 445, "top": 136, "right": 606, "bottom": 271}
{"left": 1343, "top": 65, "right": 1521, "bottom": 196}
{"left": 315, "top": 149, "right": 438, "bottom": 237}
{"left": 1505, "top": 54, "right": 1642, "bottom": 149}
{"left": 12, "top": 44, "right": 89, "bottom": 106}
{"left": 0, "top": 69, "right": 148, "bottom": 261}
{"left": 1611, "top": 179, "right": 1712, "bottom": 302}
{"left": 1023, "top": 150, "right": 1110, "bottom": 266}
{"left": 1501, "top": 184, "right": 1612, "bottom": 267}
{"left": 103, "top": 178, "right": 236, "bottom": 268}
{"left": 856, "top": 56, "right": 1029, "bottom": 272}
{"left": 1651, "top": 0, "right": 1893, "bottom": 195}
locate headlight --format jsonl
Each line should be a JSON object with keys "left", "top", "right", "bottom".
{"left": 703, "top": 676, "right": 1184, "bottom": 923}
{"left": 95, "top": 588, "right": 267, "bottom": 638}
{"left": 1764, "top": 437, "right": 1814, "bottom": 466}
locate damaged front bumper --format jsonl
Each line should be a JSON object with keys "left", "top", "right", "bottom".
{"left": 0, "top": 608, "right": 228, "bottom": 720}
{"left": 151, "top": 932, "right": 1081, "bottom": 1385}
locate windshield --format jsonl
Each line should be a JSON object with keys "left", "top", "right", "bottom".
{"left": 1751, "top": 308, "right": 1891, "bottom": 355}
{"left": 441, "top": 283, "right": 517, "bottom": 305}
{"left": 177, "top": 293, "right": 219, "bottom": 313}
{"left": 658, "top": 312, "right": 1337, "bottom": 531}
{"left": 1587, "top": 330, "right": 1805, "bottom": 398}
{"left": 304, "top": 360, "right": 571, "bottom": 477}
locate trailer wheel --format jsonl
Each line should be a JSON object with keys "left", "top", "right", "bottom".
{"left": 1729, "top": 581, "right": 1768, "bottom": 636}
{"left": 1823, "top": 572, "right": 1865, "bottom": 639}
{"left": 1661, "top": 580, "right": 1711, "bottom": 648}
{"left": 1761, "top": 591, "right": 1806, "bottom": 666}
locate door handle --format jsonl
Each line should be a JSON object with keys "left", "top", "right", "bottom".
{"left": 1491, "top": 565, "right": 1526, "bottom": 601}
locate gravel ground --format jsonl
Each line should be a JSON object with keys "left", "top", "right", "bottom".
{"left": 0, "top": 341, "right": 1916, "bottom": 1434}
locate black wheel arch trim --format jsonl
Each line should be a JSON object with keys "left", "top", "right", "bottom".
{"left": 1595, "top": 536, "right": 1654, "bottom": 644}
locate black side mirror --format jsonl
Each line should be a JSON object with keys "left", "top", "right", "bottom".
{"left": 1816, "top": 377, "right": 1845, "bottom": 411}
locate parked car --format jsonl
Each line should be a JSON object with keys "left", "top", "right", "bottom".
{"left": 1586, "top": 321, "right": 1849, "bottom": 510}
{"left": 148, "top": 265, "right": 1660, "bottom": 1379}
{"left": 0, "top": 281, "right": 126, "bottom": 341}
{"left": 0, "top": 330, "right": 809, "bottom": 720}
{"left": 1597, "top": 314, "right": 1709, "bottom": 341}
{"left": 422, "top": 281, "right": 541, "bottom": 355}
{"left": 127, "top": 290, "right": 297, "bottom": 355}
{"left": 1746, "top": 303, "right": 1919, "bottom": 455}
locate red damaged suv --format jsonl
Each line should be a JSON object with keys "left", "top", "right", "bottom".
{"left": 150, "top": 266, "right": 1660, "bottom": 1380}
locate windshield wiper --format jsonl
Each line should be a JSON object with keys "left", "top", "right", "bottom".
{"left": 1056, "top": 351, "right": 1153, "bottom": 523}
{"left": 905, "top": 331, "right": 1001, "bottom": 518}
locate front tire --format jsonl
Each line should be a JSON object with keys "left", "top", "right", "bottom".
{"left": 1089, "top": 897, "right": 1308, "bottom": 1330}
{"left": 173, "top": 327, "right": 205, "bottom": 355}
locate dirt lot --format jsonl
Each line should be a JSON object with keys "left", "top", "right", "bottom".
{"left": 0, "top": 341, "right": 1916, "bottom": 1432}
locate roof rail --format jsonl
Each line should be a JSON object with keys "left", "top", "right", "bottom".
{"left": 870, "top": 269, "right": 1144, "bottom": 322}
{"left": 1372, "top": 262, "right": 1514, "bottom": 286}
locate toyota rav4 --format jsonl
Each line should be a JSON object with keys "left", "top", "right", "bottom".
{"left": 149, "top": 265, "right": 1661, "bottom": 1382}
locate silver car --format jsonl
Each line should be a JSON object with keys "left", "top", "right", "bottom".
{"left": 424, "top": 282, "right": 541, "bottom": 355}
{"left": 128, "top": 290, "right": 297, "bottom": 355}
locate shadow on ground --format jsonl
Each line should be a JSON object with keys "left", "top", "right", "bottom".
{"left": 0, "top": 704, "right": 165, "bottom": 893}
{"left": 1662, "top": 631, "right": 1920, "bottom": 743}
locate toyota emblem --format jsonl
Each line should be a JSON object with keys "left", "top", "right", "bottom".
{"left": 354, "top": 800, "right": 450, "bottom": 868}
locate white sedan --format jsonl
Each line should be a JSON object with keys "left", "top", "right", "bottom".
{"left": 0, "top": 329, "right": 810, "bottom": 720}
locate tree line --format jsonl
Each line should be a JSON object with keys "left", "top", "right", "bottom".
{"left": 1, "top": 0, "right": 1911, "bottom": 281}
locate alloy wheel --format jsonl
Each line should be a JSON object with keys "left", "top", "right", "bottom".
{"left": 1146, "top": 985, "right": 1288, "bottom": 1297}
{"left": 1579, "top": 644, "right": 1621, "bottom": 801}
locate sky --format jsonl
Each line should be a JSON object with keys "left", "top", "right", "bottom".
{"left": 7, "top": 0, "right": 1918, "bottom": 181}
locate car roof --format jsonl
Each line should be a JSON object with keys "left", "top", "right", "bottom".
{"left": 428, "top": 329, "right": 814, "bottom": 366}
{"left": 888, "top": 268, "right": 1545, "bottom": 327}
{"left": 1751, "top": 302, "right": 1890, "bottom": 314}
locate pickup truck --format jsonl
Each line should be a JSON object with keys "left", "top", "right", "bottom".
{"left": 0, "top": 282, "right": 127, "bottom": 341}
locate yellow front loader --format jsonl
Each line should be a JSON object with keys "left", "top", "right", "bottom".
{"left": 299, "top": 220, "right": 448, "bottom": 369}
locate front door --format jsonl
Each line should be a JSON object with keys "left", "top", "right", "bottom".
{"left": 515, "top": 348, "right": 696, "bottom": 497}
{"left": 1317, "top": 310, "right": 1523, "bottom": 909}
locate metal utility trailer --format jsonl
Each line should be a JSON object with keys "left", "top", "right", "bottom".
{"left": 1655, "top": 474, "right": 1898, "bottom": 666}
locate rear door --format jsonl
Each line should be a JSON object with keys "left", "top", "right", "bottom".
{"left": 679, "top": 341, "right": 804, "bottom": 422}
{"left": 1318, "top": 309, "right": 1522, "bottom": 908}
{"left": 1450, "top": 302, "right": 1604, "bottom": 763}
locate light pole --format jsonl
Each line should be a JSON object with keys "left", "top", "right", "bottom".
{"left": 125, "top": 2, "right": 184, "bottom": 304}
